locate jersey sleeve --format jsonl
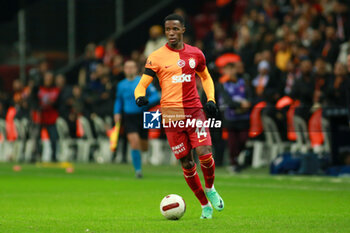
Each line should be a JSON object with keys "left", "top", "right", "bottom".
{"left": 145, "top": 53, "right": 159, "bottom": 73}
{"left": 195, "top": 49, "right": 206, "bottom": 72}
{"left": 113, "top": 83, "right": 123, "bottom": 114}
{"left": 134, "top": 74, "right": 154, "bottom": 99}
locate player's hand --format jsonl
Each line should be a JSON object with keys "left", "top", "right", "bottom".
{"left": 240, "top": 100, "right": 251, "bottom": 109}
{"left": 114, "top": 114, "right": 121, "bottom": 123}
{"left": 204, "top": 100, "right": 218, "bottom": 118}
{"left": 135, "top": 96, "right": 149, "bottom": 107}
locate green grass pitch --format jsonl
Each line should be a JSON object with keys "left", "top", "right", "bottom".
{"left": 1, "top": 163, "right": 350, "bottom": 233}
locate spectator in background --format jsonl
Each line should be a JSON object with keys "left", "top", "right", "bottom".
{"left": 79, "top": 43, "right": 102, "bottom": 87}
{"left": 55, "top": 74, "right": 77, "bottom": 138}
{"left": 322, "top": 26, "right": 340, "bottom": 65}
{"left": 92, "top": 74, "right": 114, "bottom": 118}
{"left": 0, "top": 76, "right": 10, "bottom": 120}
{"left": 337, "top": 38, "right": 350, "bottom": 64}
{"left": 290, "top": 58, "right": 314, "bottom": 119}
{"left": 281, "top": 60, "right": 298, "bottom": 96}
{"left": 84, "top": 63, "right": 111, "bottom": 118}
{"left": 203, "top": 22, "right": 227, "bottom": 63}
{"left": 325, "top": 62, "right": 348, "bottom": 106}
{"left": 67, "top": 85, "right": 85, "bottom": 138}
{"left": 71, "top": 85, "right": 84, "bottom": 116}
{"left": 59, "top": 84, "right": 85, "bottom": 139}
{"left": 34, "top": 72, "right": 60, "bottom": 162}
{"left": 309, "top": 29, "right": 324, "bottom": 62}
{"left": 217, "top": 63, "right": 252, "bottom": 173}
{"left": 56, "top": 74, "right": 72, "bottom": 120}
{"left": 0, "top": 78, "right": 6, "bottom": 119}
{"left": 313, "top": 57, "right": 331, "bottom": 104}
{"left": 103, "top": 39, "right": 119, "bottom": 67}
{"left": 0, "top": 101, "right": 5, "bottom": 119}
{"left": 28, "top": 60, "right": 49, "bottom": 86}
{"left": 143, "top": 25, "right": 167, "bottom": 58}
{"left": 252, "top": 60, "right": 271, "bottom": 102}
{"left": 88, "top": 63, "right": 108, "bottom": 91}
{"left": 235, "top": 61, "right": 251, "bottom": 85}
{"left": 110, "top": 54, "right": 125, "bottom": 85}
{"left": 275, "top": 40, "right": 291, "bottom": 72}
{"left": 11, "top": 79, "right": 30, "bottom": 119}
{"left": 333, "top": 0, "right": 350, "bottom": 41}
{"left": 237, "top": 25, "right": 256, "bottom": 76}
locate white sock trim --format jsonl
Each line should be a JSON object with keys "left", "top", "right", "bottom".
{"left": 205, "top": 185, "right": 215, "bottom": 192}
{"left": 201, "top": 202, "right": 212, "bottom": 208}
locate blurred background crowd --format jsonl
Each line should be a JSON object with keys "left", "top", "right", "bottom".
{"left": 1, "top": 0, "right": 350, "bottom": 175}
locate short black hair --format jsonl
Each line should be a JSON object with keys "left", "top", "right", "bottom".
{"left": 164, "top": 14, "right": 184, "bottom": 26}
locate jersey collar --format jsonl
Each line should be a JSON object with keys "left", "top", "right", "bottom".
{"left": 165, "top": 43, "right": 186, "bottom": 52}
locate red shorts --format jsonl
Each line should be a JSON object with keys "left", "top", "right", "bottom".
{"left": 164, "top": 109, "right": 212, "bottom": 159}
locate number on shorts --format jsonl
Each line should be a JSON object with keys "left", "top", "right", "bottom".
{"left": 195, "top": 126, "right": 207, "bottom": 139}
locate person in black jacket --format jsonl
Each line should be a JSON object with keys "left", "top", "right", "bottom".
{"left": 217, "top": 63, "right": 253, "bottom": 173}
{"left": 290, "top": 58, "right": 315, "bottom": 120}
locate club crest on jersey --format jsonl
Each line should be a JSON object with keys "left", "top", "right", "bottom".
{"left": 177, "top": 59, "right": 186, "bottom": 68}
{"left": 189, "top": 58, "right": 196, "bottom": 69}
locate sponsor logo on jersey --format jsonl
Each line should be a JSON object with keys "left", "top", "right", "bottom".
{"left": 172, "top": 74, "right": 191, "bottom": 83}
{"left": 177, "top": 59, "right": 186, "bottom": 68}
{"left": 189, "top": 58, "right": 196, "bottom": 69}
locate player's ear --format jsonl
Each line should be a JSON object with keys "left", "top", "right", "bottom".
{"left": 182, "top": 26, "right": 186, "bottom": 34}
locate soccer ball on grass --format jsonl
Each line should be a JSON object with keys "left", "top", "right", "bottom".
{"left": 160, "top": 194, "right": 186, "bottom": 220}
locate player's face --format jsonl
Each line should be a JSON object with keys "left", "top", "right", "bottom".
{"left": 43, "top": 73, "right": 54, "bottom": 87}
{"left": 164, "top": 20, "right": 185, "bottom": 47}
{"left": 124, "top": 61, "right": 138, "bottom": 78}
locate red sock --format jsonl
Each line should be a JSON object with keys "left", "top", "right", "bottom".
{"left": 199, "top": 153, "right": 215, "bottom": 189}
{"left": 182, "top": 164, "right": 208, "bottom": 206}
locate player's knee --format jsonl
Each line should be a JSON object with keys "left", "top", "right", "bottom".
{"left": 129, "top": 139, "right": 140, "bottom": 150}
{"left": 196, "top": 146, "right": 212, "bottom": 157}
{"left": 180, "top": 158, "right": 195, "bottom": 170}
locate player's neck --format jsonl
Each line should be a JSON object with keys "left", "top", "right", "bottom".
{"left": 126, "top": 75, "right": 136, "bottom": 80}
{"left": 167, "top": 41, "right": 184, "bottom": 51}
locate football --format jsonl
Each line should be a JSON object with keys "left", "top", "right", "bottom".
{"left": 160, "top": 194, "right": 186, "bottom": 220}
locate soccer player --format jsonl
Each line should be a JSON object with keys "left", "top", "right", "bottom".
{"left": 114, "top": 60, "right": 160, "bottom": 178}
{"left": 135, "top": 14, "right": 224, "bottom": 219}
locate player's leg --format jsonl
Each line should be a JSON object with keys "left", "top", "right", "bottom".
{"left": 196, "top": 145, "right": 224, "bottom": 211}
{"left": 189, "top": 108, "right": 224, "bottom": 211}
{"left": 46, "top": 124, "right": 59, "bottom": 162}
{"left": 179, "top": 152, "right": 213, "bottom": 219}
{"left": 164, "top": 126, "right": 212, "bottom": 219}
{"left": 126, "top": 132, "right": 142, "bottom": 178}
{"left": 196, "top": 146, "right": 215, "bottom": 189}
{"left": 139, "top": 114, "right": 150, "bottom": 165}
{"left": 140, "top": 139, "right": 148, "bottom": 152}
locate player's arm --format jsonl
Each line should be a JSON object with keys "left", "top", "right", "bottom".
{"left": 114, "top": 83, "right": 123, "bottom": 123}
{"left": 196, "top": 67, "right": 215, "bottom": 103}
{"left": 134, "top": 71, "right": 154, "bottom": 106}
{"left": 135, "top": 54, "right": 158, "bottom": 107}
